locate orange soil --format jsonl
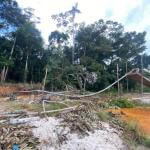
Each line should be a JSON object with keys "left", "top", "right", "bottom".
{"left": 0, "top": 85, "right": 18, "bottom": 95}
{"left": 110, "top": 108, "right": 150, "bottom": 135}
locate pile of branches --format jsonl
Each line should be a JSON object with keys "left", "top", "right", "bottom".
{"left": 0, "top": 124, "right": 39, "bottom": 150}
{"left": 59, "top": 102, "right": 102, "bottom": 135}
{"left": 0, "top": 111, "right": 40, "bottom": 149}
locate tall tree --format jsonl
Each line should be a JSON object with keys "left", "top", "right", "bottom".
{"left": 0, "top": 0, "right": 35, "bottom": 82}
{"left": 75, "top": 20, "right": 147, "bottom": 91}
{"left": 52, "top": 3, "right": 81, "bottom": 64}
{"left": 9, "top": 23, "right": 44, "bottom": 82}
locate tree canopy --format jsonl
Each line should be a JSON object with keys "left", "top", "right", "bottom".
{"left": 0, "top": 0, "right": 149, "bottom": 92}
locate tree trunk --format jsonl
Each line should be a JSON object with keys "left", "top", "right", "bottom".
{"left": 126, "top": 62, "right": 128, "bottom": 92}
{"left": 42, "top": 67, "right": 48, "bottom": 91}
{"left": 76, "top": 74, "right": 82, "bottom": 91}
{"left": 117, "top": 64, "right": 120, "bottom": 97}
{"left": 3, "top": 67, "right": 8, "bottom": 82}
{"left": 72, "top": 13, "right": 75, "bottom": 64}
{"left": 24, "top": 53, "right": 29, "bottom": 83}
{"left": 0, "top": 66, "right": 6, "bottom": 83}
{"left": 2, "top": 37, "right": 16, "bottom": 82}
{"left": 83, "top": 77, "right": 86, "bottom": 94}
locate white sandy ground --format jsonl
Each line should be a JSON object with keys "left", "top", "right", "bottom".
{"left": 133, "top": 95, "right": 150, "bottom": 104}
{"left": 30, "top": 117, "right": 127, "bottom": 150}
{"left": 139, "top": 98, "right": 150, "bottom": 104}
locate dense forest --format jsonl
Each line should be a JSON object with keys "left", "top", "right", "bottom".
{"left": 0, "top": 0, "right": 150, "bottom": 92}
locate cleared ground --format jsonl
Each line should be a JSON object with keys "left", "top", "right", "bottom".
{"left": 0, "top": 84, "right": 150, "bottom": 149}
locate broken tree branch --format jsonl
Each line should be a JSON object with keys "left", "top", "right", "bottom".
{"left": 41, "top": 106, "right": 78, "bottom": 114}
{"left": 19, "top": 69, "right": 134, "bottom": 98}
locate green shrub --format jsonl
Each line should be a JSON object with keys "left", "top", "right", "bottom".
{"left": 142, "top": 137, "right": 150, "bottom": 147}
{"left": 109, "top": 98, "right": 135, "bottom": 108}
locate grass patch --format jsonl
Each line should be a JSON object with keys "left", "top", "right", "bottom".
{"left": 127, "top": 121, "right": 150, "bottom": 148}
{"left": 63, "top": 100, "right": 81, "bottom": 107}
{"left": 126, "top": 121, "right": 144, "bottom": 143}
{"left": 12, "top": 103, "right": 42, "bottom": 112}
{"left": 10, "top": 103, "right": 67, "bottom": 112}
{"left": 116, "top": 119, "right": 150, "bottom": 148}
{"left": 96, "top": 110, "right": 111, "bottom": 122}
{"left": 143, "top": 136, "right": 150, "bottom": 147}
{"left": 44, "top": 103, "right": 66, "bottom": 111}
{"left": 109, "top": 98, "right": 135, "bottom": 108}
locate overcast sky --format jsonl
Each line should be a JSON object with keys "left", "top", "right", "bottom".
{"left": 17, "top": 0, "right": 150, "bottom": 53}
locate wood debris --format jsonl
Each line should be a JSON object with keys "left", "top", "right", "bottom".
{"left": 0, "top": 124, "right": 39, "bottom": 150}
{"left": 59, "top": 102, "right": 102, "bottom": 135}
{"left": 0, "top": 110, "right": 40, "bottom": 149}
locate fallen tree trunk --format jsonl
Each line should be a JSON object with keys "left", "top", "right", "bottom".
{"left": 16, "top": 69, "right": 134, "bottom": 98}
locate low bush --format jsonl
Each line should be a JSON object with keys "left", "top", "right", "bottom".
{"left": 109, "top": 98, "right": 135, "bottom": 108}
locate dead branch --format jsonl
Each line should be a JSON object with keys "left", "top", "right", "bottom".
{"left": 22, "top": 69, "right": 134, "bottom": 98}
{"left": 0, "top": 110, "right": 27, "bottom": 115}
{"left": 41, "top": 106, "right": 78, "bottom": 114}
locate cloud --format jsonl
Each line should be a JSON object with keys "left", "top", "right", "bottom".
{"left": 17, "top": 0, "right": 77, "bottom": 43}
{"left": 16, "top": 0, "right": 150, "bottom": 53}
{"left": 124, "top": 0, "right": 150, "bottom": 53}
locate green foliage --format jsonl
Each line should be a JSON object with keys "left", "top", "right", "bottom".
{"left": 52, "top": 3, "right": 80, "bottom": 35}
{"left": 122, "top": 121, "right": 150, "bottom": 148}
{"left": 0, "top": 1, "right": 149, "bottom": 92}
{"left": 109, "top": 98, "right": 135, "bottom": 108}
{"left": 12, "top": 103, "right": 66, "bottom": 112}
{"left": 74, "top": 19, "right": 147, "bottom": 91}
{"left": 0, "top": 56, "right": 13, "bottom": 67}
{"left": 97, "top": 110, "right": 111, "bottom": 122}
{"left": 9, "top": 23, "right": 44, "bottom": 82}
{"left": 0, "top": 0, "right": 32, "bottom": 35}
{"left": 142, "top": 137, "right": 150, "bottom": 147}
